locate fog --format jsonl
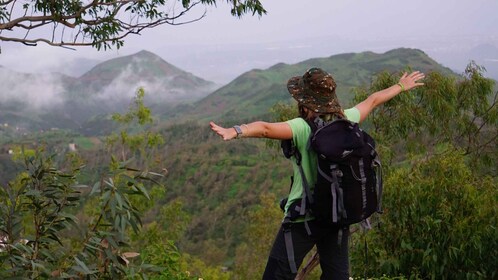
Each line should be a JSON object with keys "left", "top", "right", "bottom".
{"left": 0, "top": 67, "right": 67, "bottom": 110}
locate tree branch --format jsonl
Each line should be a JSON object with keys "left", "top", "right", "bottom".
{"left": 1, "top": 0, "right": 258, "bottom": 49}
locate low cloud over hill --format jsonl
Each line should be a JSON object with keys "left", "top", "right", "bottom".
{"left": 0, "top": 50, "right": 218, "bottom": 131}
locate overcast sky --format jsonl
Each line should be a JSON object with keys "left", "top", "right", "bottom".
{"left": 1, "top": 0, "right": 498, "bottom": 83}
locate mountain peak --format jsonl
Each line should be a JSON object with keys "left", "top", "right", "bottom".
{"left": 80, "top": 50, "right": 183, "bottom": 81}
{"left": 73, "top": 50, "right": 217, "bottom": 108}
{"left": 129, "top": 49, "right": 167, "bottom": 64}
{"left": 134, "top": 49, "right": 159, "bottom": 58}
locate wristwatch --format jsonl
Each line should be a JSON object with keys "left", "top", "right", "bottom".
{"left": 233, "top": 125, "right": 243, "bottom": 138}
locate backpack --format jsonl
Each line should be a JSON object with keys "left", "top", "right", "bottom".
{"left": 308, "top": 118, "right": 383, "bottom": 225}
{"left": 280, "top": 117, "right": 383, "bottom": 273}
{"left": 281, "top": 117, "right": 383, "bottom": 225}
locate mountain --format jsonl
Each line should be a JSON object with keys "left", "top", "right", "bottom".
{"left": 72, "top": 50, "right": 215, "bottom": 101}
{"left": 63, "top": 50, "right": 218, "bottom": 125}
{"left": 0, "top": 50, "right": 218, "bottom": 133}
{"left": 187, "top": 48, "right": 456, "bottom": 122}
{"left": 0, "top": 48, "right": 458, "bottom": 134}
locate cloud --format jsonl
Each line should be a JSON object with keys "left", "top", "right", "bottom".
{"left": 0, "top": 68, "right": 67, "bottom": 110}
{"left": 94, "top": 55, "right": 215, "bottom": 107}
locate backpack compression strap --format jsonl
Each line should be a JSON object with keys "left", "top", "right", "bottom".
{"left": 370, "top": 145, "right": 383, "bottom": 214}
{"left": 317, "top": 163, "right": 346, "bottom": 223}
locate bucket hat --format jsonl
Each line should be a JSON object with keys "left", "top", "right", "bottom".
{"left": 287, "top": 67, "right": 341, "bottom": 114}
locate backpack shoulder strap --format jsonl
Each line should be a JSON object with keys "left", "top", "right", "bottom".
{"left": 279, "top": 118, "right": 315, "bottom": 213}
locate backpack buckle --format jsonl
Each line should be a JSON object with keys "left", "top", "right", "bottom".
{"left": 282, "top": 217, "right": 293, "bottom": 231}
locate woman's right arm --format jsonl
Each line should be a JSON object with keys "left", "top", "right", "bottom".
{"left": 355, "top": 71, "right": 425, "bottom": 123}
{"left": 210, "top": 121, "right": 293, "bottom": 141}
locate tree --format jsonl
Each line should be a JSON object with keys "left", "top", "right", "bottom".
{"left": 0, "top": 0, "right": 265, "bottom": 50}
{"left": 346, "top": 63, "right": 497, "bottom": 279}
{"left": 0, "top": 91, "right": 168, "bottom": 278}
{"left": 233, "top": 193, "right": 282, "bottom": 280}
{"left": 353, "top": 62, "right": 497, "bottom": 176}
{"left": 350, "top": 151, "right": 497, "bottom": 279}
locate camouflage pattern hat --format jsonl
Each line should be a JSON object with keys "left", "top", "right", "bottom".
{"left": 287, "top": 67, "right": 341, "bottom": 114}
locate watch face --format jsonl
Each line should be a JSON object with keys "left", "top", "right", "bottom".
{"left": 234, "top": 125, "right": 242, "bottom": 138}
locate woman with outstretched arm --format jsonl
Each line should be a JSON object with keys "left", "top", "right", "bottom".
{"left": 210, "top": 68, "right": 424, "bottom": 280}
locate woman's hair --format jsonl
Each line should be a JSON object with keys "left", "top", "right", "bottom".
{"left": 298, "top": 104, "right": 345, "bottom": 121}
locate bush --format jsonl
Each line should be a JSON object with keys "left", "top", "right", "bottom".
{"left": 350, "top": 151, "right": 497, "bottom": 279}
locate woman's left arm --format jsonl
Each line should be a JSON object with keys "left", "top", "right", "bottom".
{"left": 209, "top": 121, "right": 293, "bottom": 141}
{"left": 354, "top": 71, "right": 425, "bottom": 123}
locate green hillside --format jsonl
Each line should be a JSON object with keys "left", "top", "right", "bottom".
{"left": 188, "top": 48, "right": 455, "bottom": 121}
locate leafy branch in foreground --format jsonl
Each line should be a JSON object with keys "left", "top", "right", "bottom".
{"left": 0, "top": 89, "right": 170, "bottom": 279}
{"left": 0, "top": 0, "right": 266, "bottom": 50}
{"left": 353, "top": 62, "right": 497, "bottom": 174}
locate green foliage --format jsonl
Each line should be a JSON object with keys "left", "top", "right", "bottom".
{"left": 232, "top": 193, "right": 282, "bottom": 279}
{"left": 355, "top": 62, "right": 497, "bottom": 175}
{"left": 131, "top": 222, "right": 196, "bottom": 279}
{"left": 183, "top": 254, "right": 232, "bottom": 280}
{"left": 107, "top": 88, "right": 165, "bottom": 166}
{"left": 346, "top": 62, "right": 497, "bottom": 279}
{"left": 0, "top": 90, "right": 181, "bottom": 279}
{"left": 160, "top": 124, "right": 290, "bottom": 260}
{"left": 1, "top": 0, "right": 266, "bottom": 49}
{"left": 350, "top": 151, "right": 497, "bottom": 279}
{"left": 0, "top": 148, "right": 82, "bottom": 279}
{"left": 0, "top": 146, "right": 164, "bottom": 278}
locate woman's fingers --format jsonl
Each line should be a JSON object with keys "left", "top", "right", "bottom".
{"left": 400, "top": 71, "right": 425, "bottom": 90}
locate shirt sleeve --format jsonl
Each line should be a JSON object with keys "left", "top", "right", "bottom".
{"left": 344, "top": 107, "right": 361, "bottom": 123}
{"left": 285, "top": 118, "right": 311, "bottom": 146}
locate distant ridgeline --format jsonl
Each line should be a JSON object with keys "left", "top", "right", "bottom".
{"left": 0, "top": 48, "right": 455, "bottom": 136}
{"left": 185, "top": 48, "right": 456, "bottom": 122}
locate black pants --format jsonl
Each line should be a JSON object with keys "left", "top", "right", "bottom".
{"left": 262, "top": 220, "right": 349, "bottom": 280}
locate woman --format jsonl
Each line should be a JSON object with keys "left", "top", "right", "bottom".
{"left": 210, "top": 68, "right": 425, "bottom": 279}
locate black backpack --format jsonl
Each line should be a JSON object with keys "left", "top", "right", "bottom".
{"left": 281, "top": 117, "right": 383, "bottom": 226}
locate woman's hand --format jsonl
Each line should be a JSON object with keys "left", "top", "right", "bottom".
{"left": 398, "top": 71, "right": 425, "bottom": 91}
{"left": 355, "top": 70, "right": 426, "bottom": 123}
{"left": 210, "top": 121, "right": 237, "bottom": 141}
